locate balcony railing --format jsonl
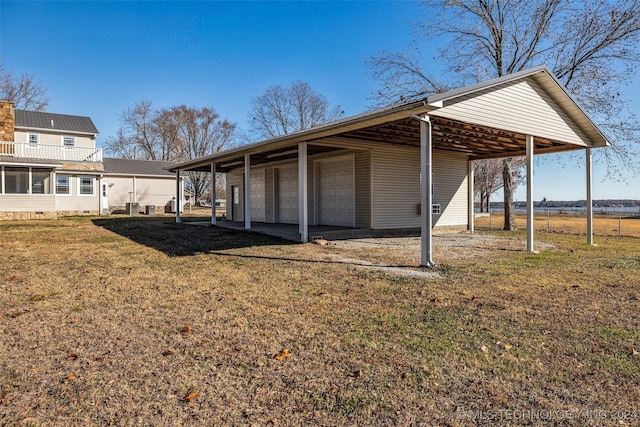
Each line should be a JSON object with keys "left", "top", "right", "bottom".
{"left": 0, "top": 141, "right": 102, "bottom": 162}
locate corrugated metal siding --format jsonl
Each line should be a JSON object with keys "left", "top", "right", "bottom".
{"left": 431, "top": 78, "right": 591, "bottom": 146}
{"left": 371, "top": 145, "right": 421, "bottom": 229}
{"left": 354, "top": 150, "right": 371, "bottom": 228}
{"left": 432, "top": 151, "right": 468, "bottom": 227}
{"left": 104, "top": 176, "right": 174, "bottom": 208}
{"left": 0, "top": 195, "right": 56, "bottom": 211}
{"left": 371, "top": 147, "right": 469, "bottom": 229}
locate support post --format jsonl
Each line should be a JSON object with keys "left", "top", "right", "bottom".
{"left": 526, "top": 135, "right": 535, "bottom": 252}
{"left": 244, "top": 153, "right": 251, "bottom": 230}
{"left": 298, "top": 142, "right": 308, "bottom": 243}
{"left": 420, "top": 117, "right": 435, "bottom": 267}
{"left": 468, "top": 160, "right": 474, "bottom": 232}
{"left": 211, "top": 163, "right": 217, "bottom": 225}
{"left": 175, "top": 170, "right": 181, "bottom": 224}
{"left": 586, "top": 148, "right": 593, "bottom": 245}
{"left": 133, "top": 176, "right": 137, "bottom": 203}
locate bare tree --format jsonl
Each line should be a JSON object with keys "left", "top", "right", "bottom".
{"left": 105, "top": 102, "right": 237, "bottom": 202}
{"left": 474, "top": 158, "right": 504, "bottom": 212}
{"left": 0, "top": 63, "right": 49, "bottom": 111}
{"left": 250, "top": 81, "right": 343, "bottom": 139}
{"left": 370, "top": 0, "right": 640, "bottom": 230}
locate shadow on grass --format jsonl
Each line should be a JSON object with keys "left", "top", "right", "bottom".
{"left": 92, "top": 216, "right": 296, "bottom": 257}
{"left": 91, "top": 217, "right": 421, "bottom": 269}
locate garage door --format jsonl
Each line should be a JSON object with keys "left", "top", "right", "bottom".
{"left": 317, "top": 156, "right": 355, "bottom": 227}
{"left": 250, "top": 169, "right": 265, "bottom": 222}
{"left": 277, "top": 165, "right": 298, "bottom": 224}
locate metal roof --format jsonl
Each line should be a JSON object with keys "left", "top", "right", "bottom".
{"left": 15, "top": 110, "right": 99, "bottom": 135}
{"left": 171, "top": 66, "right": 610, "bottom": 173}
{"left": 102, "top": 157, "right": 176, "bottom": 177}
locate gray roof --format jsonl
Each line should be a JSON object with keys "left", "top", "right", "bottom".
{"left": 102, "top": 158, "right": 176, "bottom": 177}
{"left": 15, "top": 109, "right": 99, "bottom": 135}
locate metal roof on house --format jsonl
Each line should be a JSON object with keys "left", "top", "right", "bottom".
{"left": 15, "top": 110, "right": 99, "bottom": 135}
{"left": 102, "top": 158, "right": 176, "bottom": 177}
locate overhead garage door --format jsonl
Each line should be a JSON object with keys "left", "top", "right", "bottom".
{"left": 277, "top": 165, "right": 298, "bottom": 224}
{"left": 250, "top": 169, "right": 265, "bottom": 222}
{"left": 317, "top": 156, "right": 355, "bottom": 227}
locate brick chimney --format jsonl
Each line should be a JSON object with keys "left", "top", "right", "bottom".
{"left": 0, "top": 100, "right": 16, "bottom": 142}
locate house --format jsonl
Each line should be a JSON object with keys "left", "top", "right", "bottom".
{"left": 0, "top": 100, "right": 181, "bottom": 219}
{"left": 170, "top": 66, "right": 609, "bottom": 266}
{"left": 102, "top": 158, "right": 178, "bottom": 214}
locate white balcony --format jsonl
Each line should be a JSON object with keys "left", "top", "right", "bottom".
{"left": 0, "top": 141, "right": 102, "bottom": 162}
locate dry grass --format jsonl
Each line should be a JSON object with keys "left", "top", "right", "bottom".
{"left": 476, "top": 212, "right": 640, "bottom": 237}
{"left": 1, "top": 216, "right": 639, "bottom": 426}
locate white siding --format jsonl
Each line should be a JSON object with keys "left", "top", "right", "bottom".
{"left": 432, "top": 151, "right": 468, "bottom": 227}
{"left": 371, "top": 146, "right": 469, "bottom": 229}
{"left": 315, "top": 155, "right": 355, "bottom": 227}
{"left": 430, "top": 77, "right": 591, "bottom": 146}
{"left": 0, "top": 194, "right": 55, "bottom": 211}
{"left": 226, "top": 169, "right": 244, "bottom": 221}
{"left": 103, "top": 175, "right": 175, "bottom": 211}
{"left": 276, "top": 164, "right": 298, "bottom": 224}
{"left": 14, "top": 130, "right": 96, "bottom": 149}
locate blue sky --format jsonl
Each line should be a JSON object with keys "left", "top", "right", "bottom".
{"left": 1, "top": 0, "right": 638, "bottom": 201}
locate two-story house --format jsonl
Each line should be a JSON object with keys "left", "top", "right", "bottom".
{"left": 0, "top": 100, "right": 180, "bottom": 219}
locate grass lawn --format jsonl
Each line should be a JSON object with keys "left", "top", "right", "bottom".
{"left": 1, "top": 216, "right": 639, "bottom": 426}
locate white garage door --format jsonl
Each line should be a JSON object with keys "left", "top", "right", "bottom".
{"left": 317, "top": 156, "right": 355, "bottom": 227}
{"left": 277, "top": 165, "right": 298, "bottom": 224}
{"left": 250, "top": 169, "right": 265, "bottom": 222}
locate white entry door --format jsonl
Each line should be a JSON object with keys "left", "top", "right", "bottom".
{"left": 250, "top": 169, "right": 265, "bottom": 222}
{"left": 316, "top": 156, "right": 355, "bottom": 227}
{"left": 276, "top": 165, "right": 298, "bottom": 224}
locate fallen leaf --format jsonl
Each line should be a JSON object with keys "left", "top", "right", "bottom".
{"left": 0, "top": 394, "right": 6, "bottom": 405}
{"left": 182, "top": 324, "right": 192, "bottom": 333}
{"left": 65, "top": 375, "right": 76, "bottom": 381}
{"left": 161, "top": 350, "right": 174, "bottom": 357}
{"left": 6, "top": 275, "right": 18, "bottom": 282}
{"left": 329, "top": 387, "right": 338, "bottom": 394}
{"left": 275, "top": 349, "right": 292, "bottom": 360}
{"left": 182, "top": 391, "right": 198, "bottom": 402}
{"left": 348, "top": 369, "right": 363, "bottom": 378}
{"left": 30, "top": 294, "right": 45, "bottom": 301}
{"left": 67, "top": 353, "right": 78, "bottom": 360}
{"left": 480, "top": 345, "right": 489, "bottom": 353}
{"left": 627, "top": 346, "right": 639, "bottom": 356}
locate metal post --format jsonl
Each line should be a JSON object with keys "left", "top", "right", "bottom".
{"left": 298, "top": 142, "right": 308, "bottom": 243}
{"left": 244, "top": 153, "right": 251, "bottom": 230}
{"left": 586, "top": 148, "right": 593, "bottom": 245}
{"left": 526, "top": 135, "right": 535, "bottom": 252}
{"left": 211, "top": 163, "right": 217, "bottom": 225}
{"left": 420, "top": 116, "right": 435, "bottom": 267}
{"left": 468, "top": 160, "right": 474, "bottom": 232}
{"left": 175, "top": 170, "right": 181, "bottom": 224}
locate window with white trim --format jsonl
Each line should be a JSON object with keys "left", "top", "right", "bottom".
{"left": 79, "top": 176, "right": 94, "bottom": 195}
{"left": 63, "top": 136, "right": 75, "bottom": 148}
{"left": 32, "top": 170, "right": 51, "bottom": 194}
{"left": 56, "top": 175, "right": 71, "bottom": 195}
{"left": 28, "top": 133, "right": 39, "bottom": 147}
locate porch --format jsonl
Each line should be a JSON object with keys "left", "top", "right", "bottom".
{"left": 0, "top": 141, "right": 103, "bottom": 162}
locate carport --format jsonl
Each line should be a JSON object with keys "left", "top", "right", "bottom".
{"left": 170, "top": 66, "right": 609, "bottom": 267}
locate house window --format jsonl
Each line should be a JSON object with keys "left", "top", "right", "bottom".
{"left": 28, "top": 133, "right": 39, "bottom": 147}
{"left": 32, "top": 170, "right": 51, "bottom": 194}
{"left": 63, "top": 136, "right": 75, "bottom": 148}
{"left": 432, "top": 204, "right": 442, "bottom": 215}
{"left": 56, "top": 175, "right": 70, "bottom": 195}
{"left": 5, "top": 167, "right": 28, "bottom": 194}
{"left": 79, "top": 176, "right": 94, "bottom": 195}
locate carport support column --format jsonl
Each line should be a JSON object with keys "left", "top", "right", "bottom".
{"left": 298, "top": 142, "right": 309, "bottom": 243}
{"left": 175, "top": 170, "right": 181, "bottom": 224}
{"left": 420, "top": 117, "right": 435, "bottom": 267}
{"left": 244, "top": 154, "right": 251, "bottom": 229}
{"left": 468, "top": 160, "right": 474, "bottom": 232}
{"left": 211, "top": 163, "right": 217, "bottom": 225}
{"left": 526, "top": 135, "right": 535, "bottom": 252}
{"left": 586, "top": 148, "right": 593, "bottom": 245}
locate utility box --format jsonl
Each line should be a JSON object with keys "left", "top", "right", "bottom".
{"left": 126, "top": 202, "right": 140, "bottom": 216}
{"left": 145, "top": 205, "right": 156, "bottom": 215}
